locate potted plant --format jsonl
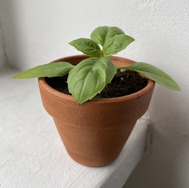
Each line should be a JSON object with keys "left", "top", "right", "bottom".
{"left": 13, "top": 26, "right": 180, "bottom": 167}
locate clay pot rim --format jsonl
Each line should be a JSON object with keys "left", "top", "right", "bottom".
{"left": 39, "top": 55, "right": 155, "bottom": 104}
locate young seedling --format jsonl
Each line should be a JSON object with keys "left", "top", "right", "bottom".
{"left": 13, "top": 26, "right": 181, "bottom": 104}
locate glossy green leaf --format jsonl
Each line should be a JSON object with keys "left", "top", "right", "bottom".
{"left": 13, "top": 61, "right": 74, "bottom": 79}
{"left": 68, "top": 57, "right": 116, "bottom": 104}
{"left": 118, "top": 62, "right": 181, "bottom": 91}
{"left": 90, "top": 26, "right": 124, "bottom": 46}
{"left": 103, "top": 34, "right": 134, "bottom": 56}
{"left": 69, "top": 38, "right": 102, "bottom": 57}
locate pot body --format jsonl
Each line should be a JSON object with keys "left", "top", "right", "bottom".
{"left": 38, "top": 55, "right": 155, "bottom": 167}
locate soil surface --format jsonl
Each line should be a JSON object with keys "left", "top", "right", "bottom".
{"left": 45, "top": 70, "right": 148, "bottom": 98}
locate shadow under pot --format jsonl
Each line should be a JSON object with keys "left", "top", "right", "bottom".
{"left": 38, "top": 55, "right": 155, "bottom": 167}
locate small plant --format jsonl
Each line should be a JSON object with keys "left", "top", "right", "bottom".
{"left": 13, "top": 26, "right": 180, "bottom": 104}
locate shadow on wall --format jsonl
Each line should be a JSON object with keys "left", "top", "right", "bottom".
{"left": 0, "top": 18, "right": 7, "bottom": 67}
{"left": 0, "top": 0, "right": 25, "bottom": 70}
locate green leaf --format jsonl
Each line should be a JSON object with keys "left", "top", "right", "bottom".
{"left": 13, "top": 61, "right": 74, "bottom": 79}
{"left": 118, "top": 62, "right": 181, "bottom": 91}
{"left": 69, "top": 38, "right": 102, "bottom": 57}
{"left": 103, "top": 34, "right": 134, "bottom": 56}
{"left": 68, "top": 57, "right": 117, "bottom": 104}
{"left": 91, "top": 26, "right": 124, "bottom": 46}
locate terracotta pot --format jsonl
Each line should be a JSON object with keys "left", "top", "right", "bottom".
{"left": 38, "top": 55, "right": 155, "bottom": 167}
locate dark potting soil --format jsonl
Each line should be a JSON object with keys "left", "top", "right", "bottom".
{"left": 45, "top": 70, "right": 148, "bottom": 98}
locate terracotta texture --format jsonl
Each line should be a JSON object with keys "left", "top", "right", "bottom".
{"left": 38, "top": 55, "right": 155, "bottom": 167}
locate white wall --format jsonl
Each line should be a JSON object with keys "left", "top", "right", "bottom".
{"left": 1, "top": 0, "right": 189, "bottom": 187}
